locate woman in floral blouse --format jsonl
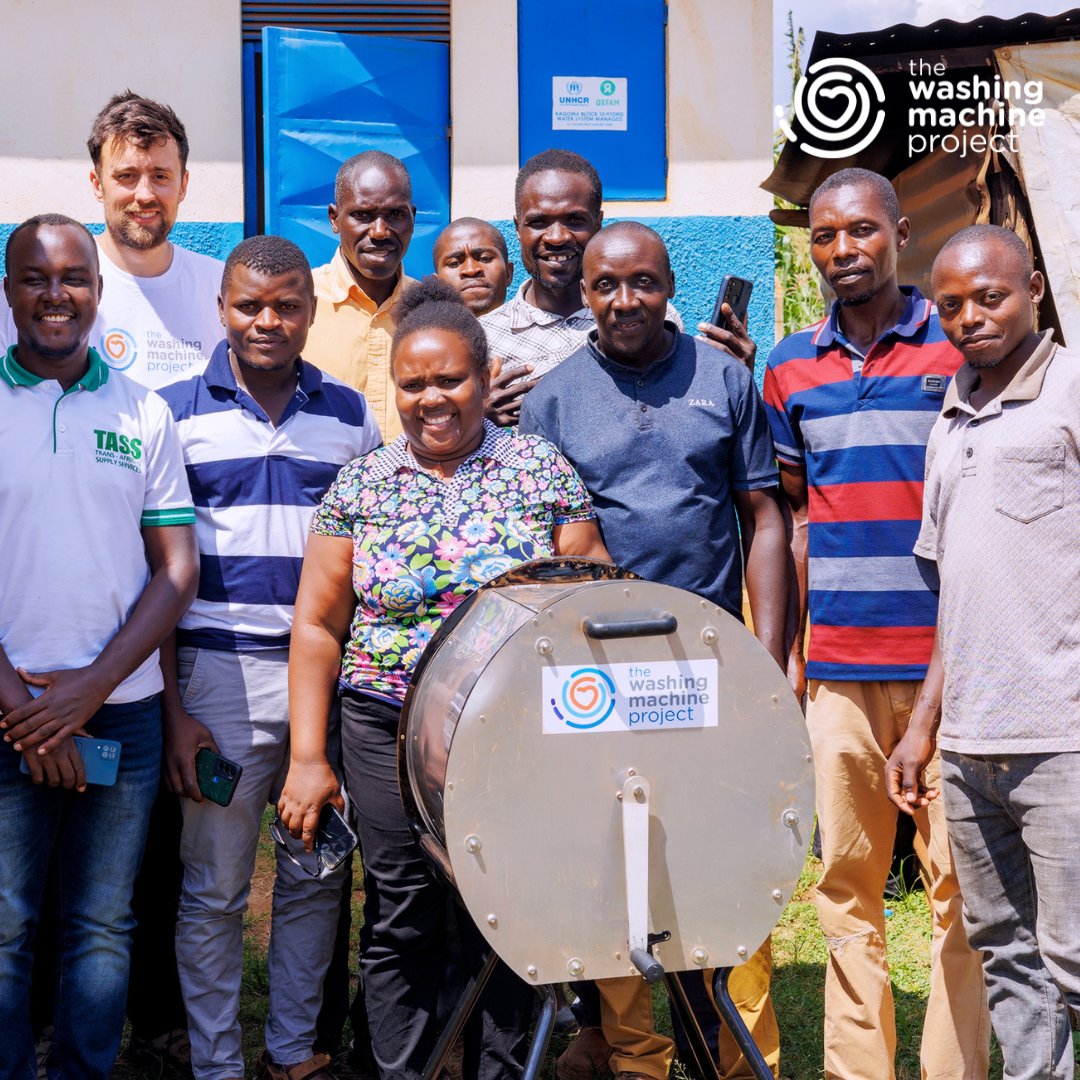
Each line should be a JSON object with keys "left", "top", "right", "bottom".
{"left": 278, "top": 278, "right": 608, "bottom": 1080}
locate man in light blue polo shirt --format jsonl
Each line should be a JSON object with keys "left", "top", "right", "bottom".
{"left": 520, "top": 221, "right": 788, "bottom": 1080}
{"left": 156, "top": 236, "right": 380, "bottom": 1080}
{"left": 0, "top": 214, "right": 198, "bottom": 1080}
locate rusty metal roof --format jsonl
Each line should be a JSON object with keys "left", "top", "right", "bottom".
{"left": 763, "top": 7, "right": 1080, "bottom": 205}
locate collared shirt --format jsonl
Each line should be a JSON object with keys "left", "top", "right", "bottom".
{"left": 519, "top": 328, "right": 778, "bottom": 618}
{"left": 157, "top": 341, "right": 380, "bottom": 650}
{"left": 480, "top": 279, "right": 683, "bottom": 381}
{"left": 916, "top": 330, "right": 1080, "bottom": 753}
{"left": 311, "top": 420, "right": 594, "bottom": 702}
{"left": 763, "top": 287, "right": 962, "bottom": 681}
{"left": 304, "top": 249, "right": 416, "bottom": 442}
{"left": 0, "top": 347, "right": 195, "bottom": 703}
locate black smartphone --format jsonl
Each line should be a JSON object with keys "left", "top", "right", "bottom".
{"left": 270, "top": 803, "right": 358, "bottom": 879}
{"left": 195, "top": 747, "right": 243, "bottom": 807}
{"left": 19, "top": 736, "right": 121, "bottom": 786}
{"left": 709, "top": 275, "right": 753, "bottom": 331}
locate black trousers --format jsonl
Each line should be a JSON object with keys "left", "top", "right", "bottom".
{"left": 340, "top": 692, "right": 532, "bottom": 1080}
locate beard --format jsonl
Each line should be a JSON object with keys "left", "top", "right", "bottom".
{"left": 838, "top": 290, "right": 874, "bottom": 307}
{"left": 30, "top": 337, "right": 83, "bottom": 361}
{"left": 110, "top": 211, "right": 170, "bottom": 251}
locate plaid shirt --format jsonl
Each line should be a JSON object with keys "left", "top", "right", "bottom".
{"left": 480, "top": 280, "right": 683, "bottom": 380}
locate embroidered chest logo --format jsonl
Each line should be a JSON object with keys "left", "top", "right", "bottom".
{"left": 93, "top": 428, "right": 143, "bottom": 473}
{"left": 688, "top": 398, "right": 716, "bottom": 407}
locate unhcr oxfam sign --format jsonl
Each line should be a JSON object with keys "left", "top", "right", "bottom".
{"left": 553, "top": 75, "right": 628, "bottom": 131}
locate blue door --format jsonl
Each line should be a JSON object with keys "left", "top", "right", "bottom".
{"left": 262, "top": 26, "right": 449, "bottom": 279}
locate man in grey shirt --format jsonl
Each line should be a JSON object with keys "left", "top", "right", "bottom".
{"left": 887, "top": 224, "right": 1080, "bottom": 1080}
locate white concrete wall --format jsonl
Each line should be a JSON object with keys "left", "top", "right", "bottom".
{"left": 0, "top": 0, "right": 244, "bottom": 223}
{"left": 449, "top": 0, "right": 774, "bottom": 221}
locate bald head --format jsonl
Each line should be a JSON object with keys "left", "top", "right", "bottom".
{"left": 935, "top": 224, "right": 1033, "bottom": 278}
{"left": 583, "top": 221, "right": 671, "bottom": 278}
{"left": 334, "top": 150, "right": 411, "bottom": 205}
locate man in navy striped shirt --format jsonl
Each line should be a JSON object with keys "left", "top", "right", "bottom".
{"left": 157, "top": 236, "right": 380, "bottom": 1080}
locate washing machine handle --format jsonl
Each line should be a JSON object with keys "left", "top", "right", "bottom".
{"left": 582, "top": 612, "right": 677, "bottom": 639}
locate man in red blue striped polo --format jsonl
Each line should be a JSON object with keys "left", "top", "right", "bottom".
{"left": 763, "top": 168, "right": 989, "bottom": 1080}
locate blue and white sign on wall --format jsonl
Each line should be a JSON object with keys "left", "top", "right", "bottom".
{"left": 553, "top": 76, "right": 628, "bottom": 131}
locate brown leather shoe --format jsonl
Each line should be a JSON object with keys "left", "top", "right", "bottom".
{"left": 255, "top": 1050, "right": 336, "bottom": 1080}
{"left": 556, "top": 1026, "right": 614, "bottom": 1080}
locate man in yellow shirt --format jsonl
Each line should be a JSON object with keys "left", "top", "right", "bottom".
{"left": 305, "top": 151, "right": 417, "bottom": 440}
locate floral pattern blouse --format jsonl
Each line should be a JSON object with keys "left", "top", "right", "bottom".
{"left": 311, "top": 420, "right": 596, "bottom": 703}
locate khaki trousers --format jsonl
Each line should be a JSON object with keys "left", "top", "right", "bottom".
{"left": 807, "top": 679, "right": 989, "bottom": 1080}
{"left": 597, "top": 939, "right": 779, "bottom": 1079}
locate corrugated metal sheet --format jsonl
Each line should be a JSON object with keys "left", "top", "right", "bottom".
{"left": 764, "top": 7, "right": 1080, "bottom": 205}
{"left": 241, "top": 2, "right": 450, "bottom": 43}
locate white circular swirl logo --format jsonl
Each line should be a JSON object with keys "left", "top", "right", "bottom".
{"left": 777, "top": 58, "right": 886, "bottom": 159}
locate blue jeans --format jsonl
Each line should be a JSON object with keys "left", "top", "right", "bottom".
{"left": 941, "top": 750, "right": 1080, "bottom": 1080}
{"left": 0, "top": 695, "right": 162, "bottom": 1080}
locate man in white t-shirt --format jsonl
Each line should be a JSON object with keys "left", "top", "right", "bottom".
{"left": 0, "top": 92, "right": 223, "bottom": 388}
{"left": 85, "top": 92, "right": 224, "bottom": 387}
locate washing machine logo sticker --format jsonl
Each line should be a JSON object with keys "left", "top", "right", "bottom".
{"left": 542, "top": 660, "right": 719, "bottom": 734}
{"left": 100, "top": 328, "right": 137, "bottom": 371}
{"left": 553, "top": 667, "right": 617, "bottom": 729}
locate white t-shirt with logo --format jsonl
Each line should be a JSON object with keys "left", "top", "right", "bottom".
{"left": 1, "top": 240, "right": 224, "bottom": 389}
{"left": 0, "top": 347, "right": 195, "bottom": 703}
{"left": 93, "top": 241, "right": 224, "bottom": 388}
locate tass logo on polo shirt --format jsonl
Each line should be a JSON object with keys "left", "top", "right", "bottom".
{"left": 94, "top": 428, "right": 143, "bottom": 473}
{"left": 100, "top": 328, "right": 137, "bottom": 371}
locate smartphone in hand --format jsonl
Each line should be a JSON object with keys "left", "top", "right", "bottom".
{"left": 709, "top": 275, "right": 753, "bottom": 332}
{"left": 195, "top": 747, "right": 243, "bottom": 807}
{"left": 270, "top": 803, "right": 358, "bottom": 879}
{"left": 20, "top": 736, "right": 121, "bottom": 786}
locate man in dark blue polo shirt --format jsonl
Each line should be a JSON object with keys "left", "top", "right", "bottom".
{"left": 519, "top": 221, "right": 788, "bottom": 1080}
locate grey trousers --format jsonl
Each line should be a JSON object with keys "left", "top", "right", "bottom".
{"left": 174, "top": 646, "right": 346, "bottom": 1080}
{"left": 942, "top": 750, "right": 1080, "bottom": 1080}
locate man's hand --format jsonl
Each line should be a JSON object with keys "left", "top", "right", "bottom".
{"left": 486, "top": 359, "right": 537, "bottom": 427}
{"left": 698, "top": 304, "right": 757, "bottom": 371}
{"left": 885, "top": 726, "right": 938, "bottom": 815}
{"left": 21, "top": 736, "right": 88, "bottom": 791}
{"left": 787, "top": 646, "right": 807, "bottom": 704}
{"left": 1, "top": 667, "right": 111, "bottom": 755}
{"left": 277, "top": 758, "right": 344, "bottom": 853}
{"left": 164, "top": 707, "right": 221, "bottom": 801}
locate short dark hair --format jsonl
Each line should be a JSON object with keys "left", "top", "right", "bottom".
{"left": 88, "top": 91, "right": 189, "bottom": 171}
{"left": 221, "top": 235, "right": 314, "bottom": 296}
{"left": 5, "top": 213, "right": 98, "bottom": 272}
{"left": 392, "top": 276, "right": 490, "bottom": 375}
{"left": 437, "top": 217, "right": 509, "bottom": 261}
{"left": 335, "top": 151, "right": 412, "bottom": 205}
{"left": 809, "top": 167, "right": 900, "bottom": 224}
{"left": 936, "top": 223, "right": 1033, "bottom": 276}
{"left": 514, "top": 149, "right": 603, "bottom": 215}
{"left": 585, "top": 220, "right": 671, "bottom": 277}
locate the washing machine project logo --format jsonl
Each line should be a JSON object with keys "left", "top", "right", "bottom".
{"left": 100, "top": 328, "right": 137, "bottom": 371}
{"left": 776, "top": 57, "right": 887, "bottom": 159}
{"left": 542, "top": 660, "right": 719, "bottom": 734}
{"left": 552, "top": 667, "right": 617, "bottom": 729}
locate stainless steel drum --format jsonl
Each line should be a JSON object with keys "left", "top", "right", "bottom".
{"left": 399, "top": 558, "right": 813, "bottom": 989}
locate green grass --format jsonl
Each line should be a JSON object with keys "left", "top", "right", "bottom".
{"left": 116, "top": 831, "right": 1080, "bottom": 1080}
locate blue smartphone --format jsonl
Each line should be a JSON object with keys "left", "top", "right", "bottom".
{"left": 19, "top": 736, "right": 121, "bottom": 785}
